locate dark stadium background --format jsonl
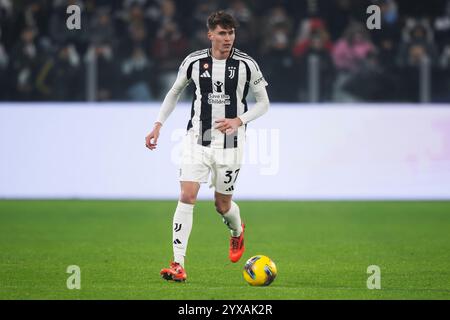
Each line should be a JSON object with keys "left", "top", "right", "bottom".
{"left": 1, "top": 0, "right": 450, "bottom": 103}
{"left": 0, "top": 0, "right": 449, "bottom": 301}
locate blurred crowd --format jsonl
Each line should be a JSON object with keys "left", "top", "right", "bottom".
{"left": 1, "top": 0, "right": 450, "bottom": 102}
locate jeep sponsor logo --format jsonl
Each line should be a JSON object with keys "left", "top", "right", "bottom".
{"left": 254, "top": 77, "right": 265, "bottom": 86}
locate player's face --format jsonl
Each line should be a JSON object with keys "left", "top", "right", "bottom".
{"left": 208, "top": 25, "right": 235, "bottom": 55}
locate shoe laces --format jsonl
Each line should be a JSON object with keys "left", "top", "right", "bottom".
{"left": 170, "top": 262, "right": 182, "bottom": 271}
{"left": 231, "top": 236, "right": 240, "bottom": 250}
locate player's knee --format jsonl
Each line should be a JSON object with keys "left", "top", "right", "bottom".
{"left": 215, "top": 199, "right": 231, "bottom": 215}
{"left": 179, "top": 191, "right": 197, "bottom": 205}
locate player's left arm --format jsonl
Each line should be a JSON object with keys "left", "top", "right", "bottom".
{"left": 237, "top": 87, "right": 269, "bottom": 125}
{"left": 215, "top": 62, "right": 270, "bottom": 134}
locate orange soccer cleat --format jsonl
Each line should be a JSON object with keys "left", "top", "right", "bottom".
{"left": 160, "top": 262, "right": 187, "bottom": 282}
{"left": 229, "top": 223, "right": 245, "bottom": 263}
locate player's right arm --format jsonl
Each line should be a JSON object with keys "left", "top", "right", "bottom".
{"left": 145, "top": 57, "right": 192, "bottom": 150}
{"left": 145, "top": 121, "right": 162, "bottom": 150}
{"left": 237, "top": 59, "right": 270, "bottom": 126}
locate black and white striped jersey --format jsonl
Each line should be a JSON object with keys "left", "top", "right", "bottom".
{"left": 175, "top": 47, "right": 268, "bottom": 149}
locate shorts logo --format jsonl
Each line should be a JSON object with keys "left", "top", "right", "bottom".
{"left": 225, "top": 185, "right": 234, "bottom": 192}
{"left": 174, "top": 223, "right": 182, "bottom": 232}
{"left": 228, "top": 66, "right": 236, "bottom": 79}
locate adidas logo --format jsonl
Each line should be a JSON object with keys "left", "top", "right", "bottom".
{"left": 200, "top": 70, "right": 211, "bottom": 78}
{"left": 225, "top": 185, "right": 234, "bottom": 192}
{"left": 173, "top": 239, "right": 182, "bottom": 244}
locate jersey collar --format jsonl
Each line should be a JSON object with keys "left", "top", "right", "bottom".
{"left": 208, "top": 47, "right": 235, "bottom": 59}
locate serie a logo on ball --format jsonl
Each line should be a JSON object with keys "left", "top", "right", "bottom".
{"left": 243, "top": 255, "right": 277, "bottom": 286}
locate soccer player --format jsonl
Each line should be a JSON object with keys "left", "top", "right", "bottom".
{"left": 145, "top": 11, "right": 269, "bottom": 282}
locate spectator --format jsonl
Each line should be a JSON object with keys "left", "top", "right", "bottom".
{"left": 0, "top": 34, "right": 9, "bottom": 100}
{"left": 434, "top": 0, "right": 450, "bottom": 53}
{"left": 331, "top": 22, "right": 376, "bottom": 101}
{"left": 261, "top": 21, "right": 296, "bottom": 102}
{"left": 89, "top": 6, "right": 116, "bottom": 47}
{"left": 119, "top": 22, "right": 151, "bottom": 58}
{"left": 13, "top": 1, "right": 50, "bottom": 40}
{"left": 293, "top": 18, "right": 333, "bottom": 59}
{"left": 117, "top": 1, "right": 148, "bottom": 24}
{"left": 261, "top": 5, "right": 294, "bottom": 53}
{"left": 151, "top": 0, "right": 188, "bottom": 99}
{"left": 89, "top": 41, "right": 120, "bottom": 101}
{"left": 121, "top": 47, "right": 154, "bottom": 101}
{"left": 0, "top": 0, "right": 13, "bottom": 50}
{"left": 370, "top": 0, "right": 401, "bottom": 69}
{"left": 36, "top": 43, "right": 82, "bottom": 101}
{"left": 292, "top": 18, "right": 335, "bottom": 101}
{"left": 10, "top": 27, "right": 44, "bottom": 100}
{"left": 226, "top": 0, "right": 255, "bottom": 54}
{"left": 397, "top": 19, "right": 438, "bottom": 67}
{"left": 332, "top": 22, "right": 375, "bottom": 72}
{"left": 434, "top": 45, "right": 450, "bottom": 102}
{"left": 395, "top": 19, "right": 438, "bottom": 101}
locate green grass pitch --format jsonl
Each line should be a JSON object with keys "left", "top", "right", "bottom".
{"left": 0, "top": 200, "right": 449, "bottom": 300}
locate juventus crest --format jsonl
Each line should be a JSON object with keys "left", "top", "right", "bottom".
{"left": 228, "top": 66, "right": 236, "bottom": 79}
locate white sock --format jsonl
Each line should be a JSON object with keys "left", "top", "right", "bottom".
{"left": 222, "top": 201, "right": 243, "bottom": 237}
{"left": 172, "top": 201, "right": 194, "bottom": 267}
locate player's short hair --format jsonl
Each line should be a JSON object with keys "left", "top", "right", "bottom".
{"left": 207, "top": 11, "right": 238, "bottom": 31}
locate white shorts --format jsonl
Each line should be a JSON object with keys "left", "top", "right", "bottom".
{"left": 179, "top": 132, "right": 244, "bottom": 195}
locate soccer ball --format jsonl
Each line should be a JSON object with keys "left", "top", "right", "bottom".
{"left": 243, "top": 255, "right": 277, "bottom": 286}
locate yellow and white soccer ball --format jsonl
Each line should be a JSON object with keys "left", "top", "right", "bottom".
{"left": 243, "top": 255, "right": 277, "bottom": 286}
